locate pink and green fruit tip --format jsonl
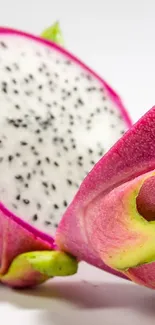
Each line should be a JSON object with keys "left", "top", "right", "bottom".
{"left": 56, "top": 105, "right": 155, "bottom": 290}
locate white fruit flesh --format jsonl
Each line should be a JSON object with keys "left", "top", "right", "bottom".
{"left": 0, "top": 32, "right": 129, "bottom": 236}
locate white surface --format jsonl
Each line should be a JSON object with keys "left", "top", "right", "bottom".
{"left": 0, "top": 0, "right": 155, "bottom": 324}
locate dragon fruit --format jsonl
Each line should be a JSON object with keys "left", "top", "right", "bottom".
{"left": 0, "top": 26, "right": 131, "bottom": 288}
{"left": 56, "top": 105, "right": 155, "bottom": 290}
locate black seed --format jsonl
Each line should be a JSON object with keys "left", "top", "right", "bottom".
{"left": 70, "top": 121, "right": 74, "bottom": 126}
{"left": 27, "top": 173, "right": 31, "bottom": 180}
{"left": 45, "top": 157, "right": 50, "bottom": 163}
{"left": 46, "top": 103, "right": 51, "bottom": 108}
{"left": 104, "top": 106, "right": 108, "bottom": 111}
{"left": 14, "top": 89, "right": 19, "bottom": 94}
{"left": 36, "top": 160, "right": 41, "bottom": 166}
{"left": 8, "top": 155, "right": 13, "bottom": 162}
{"left": 73, "top": 87, "right": 77, "bottom": 91}
{"left": 50, "top": 114, "right": 55, "bottom": 120}
{"left": 72, "top": 144, "right": 76, "bottom": 149}
{"left": 24, "top": 78, "right": 29, "bottom": 83}
{"left": 35, "top": 129, "right": 41, "bottom": 134}
{"left": 54, "top": 204, "right": 59, "bottom": 209}
{"left": 2, "top": 86, "right": 7, "bottom": 93}
{"left": 16, "top": 194, "right": 21, "bottom": 201}
{"left": 61, "top": 106, "right": 65, "bottom": 111}
{"left": 38, "top": 84, "right": 43, "bottom": 90}
{"left": 16, "top": 152, "right": 21, "bottom": 157}
{"left": 88, "top": 148, "right": 93, "bottom": 154}
{"left": 40, "top": 170, "right": 44, "bottom": 176}
{"left": 0, "top": 157, "right": 3, "bottom": 163}
{"left": 60, "top": 138, "right": 64, "bottom": 143}
{"left": 54, "top": 223, "right": 58, "bottom": 228}
{"left": 25, "top": 183, "right": 29, "bottom": 188}
{"left": 20, "top": 141, "right": 27, "bottom": 146}
{"left": 63, "top": 146, "right": 68, "bottom": 151}
{"left": 78, "top": 161, "right": 83, "bottom": 166}
{"left": 15, "top": 175, "right": 23, "bottom": 181}
{"left": 23, "top": 161, "right": 28, "bottom": 166}
{"left": 45, "top": 221, "right": 51, "bottom": 226}
{"left": 67, "top": 179, "right": 72, "bottom": 185}
{"left": 110, "top": 109, "right": 114, "bottom": 114}
{"left": 53, "top": 137, "right": 58, "bottom": 143}
{"left": 32, "top": 214, "right": 38, "bottom": 221}
{"left": 25, "top": 91, "right": 32, "bottom": 96}
{"left": 38, "top": 137, "right": 43, "bottom": 143}
{"left": 23, "top": 199, "right": 30, "bottom": 204}
{"left": 37, "top": 203, "right": 41, "bottom": 210}
{"left": 65, "top": 60, "right": 71, "bottom": 65}
{"left": 45, "top": 190, "right": 49, "bottom": 196}
{"left": 63, "top": 200, "right": 67, "bottom": 207}
{"left": 12, "top": 79, "right": 17, "bottom": 84}
{"left": 5, "top": 66, "right": 11, "bottom": 72}
{"left": 38, "top": 97, "right": 42, "bottom": 102}
{"left": 42, "top": 181, "right": 48, "bottom": 188}
{"left": 29, "top": 74, "right": 34, "bottom": 80}
{"left": 12, "top": 204, "right": 17, "bottom": 209}
{"left": 68, "top": 129, "right": 72, "bottom": 135}
{"left": 0, "top": 41, "right": 7, "bottom": 48}
{"left": 96, "top": 108, "right": 101, "bottom": 113}
{"left": 22, "top": 124, "right": 27, "bottom": 128}
{"left": 53, "top": 101, "right": 57, "bottom": 106}
{"left": 51, "top": 184, "right": 56, "bottom": 190}
{"left": 54, "top": 161, "right": 59, "bottom": 167}
{"left": 15, "top": 104, "right": 20, "bottom": 110}
{"left": 121, "top": 130, "right": 125, "bottom": 135}
{"left": 78, "top": 156, "right": 83, "bottom": 160}
{"left": 35, "top": 116, "right": 40, "bottom": 121}
{"left": 91, "top": 160, "right": 95, "bottom": 165}
{"left": 14, "top": 123, "right": 20, "bottom": 128}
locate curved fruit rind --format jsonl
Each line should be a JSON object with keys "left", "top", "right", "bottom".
{"left": 82, "top": 171, "right": 155, "bottom": 271}
{"left": 1, "top": 251, "right": 78, "bottom": 288}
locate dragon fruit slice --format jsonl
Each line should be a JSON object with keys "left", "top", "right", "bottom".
{"left": 0, "top": 26, "right": 131, "bottom": 287}
{"left": 56, "top": 105, "right": 155, "bottom": 289}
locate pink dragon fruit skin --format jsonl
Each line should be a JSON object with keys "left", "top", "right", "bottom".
{"left": 0, "top": 27, "right": 131, "bottom": 288}
{"left": 56, "top": 106, "right": 155, "bottom": 289}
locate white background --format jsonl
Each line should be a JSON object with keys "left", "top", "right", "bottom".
{"left": 0, "top": 0, "right": 155, "bottom": 324}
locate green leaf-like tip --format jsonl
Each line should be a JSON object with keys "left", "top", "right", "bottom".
{"left": 41, "top": 21, "right": 64, "bottom": 46}
{"left": 2, "top": 250, "right": 78, "bottom": 279}
{"left": 25, "top": 250, "right": 78, "bottom": 276}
